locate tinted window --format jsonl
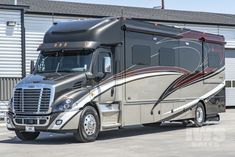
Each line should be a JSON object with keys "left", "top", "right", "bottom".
{"left": 208, "top": 53, "right": 220, "bottom": 68}
{"left": 205, "top": 43, "right": 224, "bottom": 69}
{"left": 159, "top": 47, "right": 177, "bottom": 66}
{"left": 125, "top": 32, "right": 157, "bottom": 70}
{"left": 132, "top": 45, "right": 151, "bottom": 65}
{"left": 36, "top": 50, "right": 92, "bottom": 73}
{"left": 178, "top": 40, "right": 202, "bottom": 72}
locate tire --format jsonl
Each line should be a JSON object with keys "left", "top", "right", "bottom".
{"left": 15, "top": 131, "right": 40, "bottom": 141}
{"left": 143, "top": 122, "right": 161, "bottom": 127}
{"left": 194, "top": 102, "right": 206, "bottom": 127}
{"left": 74, "top": 106, "right": 100, "bottom": 143}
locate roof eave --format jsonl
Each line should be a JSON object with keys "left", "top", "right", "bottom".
{"left": 0, "top": 4, "right": 29, "bottom": 10}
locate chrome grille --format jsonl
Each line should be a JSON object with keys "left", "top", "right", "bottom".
{"left": 13, "top": 88, "right": 51, "bottom": 114}
{"left": 13, "top": 116, "right": 50, "bottom": 126}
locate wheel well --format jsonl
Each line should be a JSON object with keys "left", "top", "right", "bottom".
{"left": 82, "top": 102, "right": 100, "bottom": 119}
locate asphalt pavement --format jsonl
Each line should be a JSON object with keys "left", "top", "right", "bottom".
{"left": 0, "top": 109, "right": 235, "bottom": 157}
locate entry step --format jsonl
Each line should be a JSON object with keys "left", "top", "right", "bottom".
{"left": 102, "top": 123, "right": 121, "bottom": 130}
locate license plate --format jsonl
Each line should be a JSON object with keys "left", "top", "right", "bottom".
{"left": 25, "top": 126, "right": 35, "bottom": 132}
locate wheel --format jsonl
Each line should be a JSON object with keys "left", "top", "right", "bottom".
{"left": 143, "top": 122, "right": 161, "bottom": 127}
{"left": 194, "top": 102, "right": 206, "bottom": 127}
{"left": 15, "top": 131, "right": 40, "bottom": 141}
{"left": 74, "top": 106, "right": 100, "bottom": 143}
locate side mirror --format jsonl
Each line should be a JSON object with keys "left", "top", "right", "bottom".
{"left": 85, "top": 72, "right": 104, "bottom": 82}
{"left": 103, "top": 57, "right": 111, "bottom": 73}
{"left": 30, "top": 60, "right": 35, "bottom": 74}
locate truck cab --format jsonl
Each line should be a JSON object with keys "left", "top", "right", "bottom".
{"left": 6, "top": 18, "right": 122, "bottom": 142}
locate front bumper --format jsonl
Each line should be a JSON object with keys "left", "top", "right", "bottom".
{"left": 6, "top": 110, "right": 81, "bottom": 133}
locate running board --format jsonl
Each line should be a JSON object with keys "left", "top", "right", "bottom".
{"left": 102, "top": 123, "right": 121, "bottom": 130}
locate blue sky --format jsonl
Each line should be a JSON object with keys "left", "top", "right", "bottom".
{"left": 53, "top": 0, "right": 235, "bottom": 14}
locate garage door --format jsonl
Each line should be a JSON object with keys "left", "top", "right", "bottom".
{"left": 25, "top": 14, "right": 81, "bottom": 75}
{"left": 225, "top": 49, "right": 235, "bottom": 106}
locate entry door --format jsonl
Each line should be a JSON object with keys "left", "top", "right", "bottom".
{"left": 95, "top": 48, "right": 116, "bottom": 103}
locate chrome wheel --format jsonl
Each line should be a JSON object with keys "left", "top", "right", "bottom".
{"left": 83, "top": 114, "right": 97, "bottom": 136}
{"left": 196, "top": 106, "right": 204, "bottom": 123}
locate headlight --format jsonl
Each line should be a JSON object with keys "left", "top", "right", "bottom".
{"left": 53, "top": 98, "right": 74, "bottom": 112}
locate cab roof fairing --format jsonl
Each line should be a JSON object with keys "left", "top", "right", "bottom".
{"left": 42, "top": 17, "right": 122, "bottom": 45}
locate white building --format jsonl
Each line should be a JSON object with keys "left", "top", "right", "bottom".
{"left": 1, "top": 0, "right": 235, "bottom": 117}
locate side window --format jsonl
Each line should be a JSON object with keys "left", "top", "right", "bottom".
{"left": 178, "top": 40, "right": 203, "bottom": 73}
{"left": 132, "top": 45, "right": 151, "bottom": 66}
{"left": 98, "top": 52, "right": 111, "bottom": 72}
{"left": 157, "top": 38, "right": 179, "bottom": 67}
{"left": 159, "top": 47, "right": 177, "bottom": 66}
{"left": 125, "top": 32, "right": 156, "bottom": 70}
{"left": 205, "top": 43, "right": 224, "bottom": 69}
{"left": 208, "top": 53, "right": 220, "bottom": 68}
{"left": 226, "top": 81, "right": 231, "bottom": 88}
{"left": 233, "top": 81, "right": 235, "bottom": 87}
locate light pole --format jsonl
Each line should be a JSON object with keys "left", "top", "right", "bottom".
{"left": 161, "top": 0, "right": 165, "bottom": 9}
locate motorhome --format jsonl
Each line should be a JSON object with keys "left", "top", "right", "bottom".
{"left": 6, "top": 17, "right": 226, "bottom": 142}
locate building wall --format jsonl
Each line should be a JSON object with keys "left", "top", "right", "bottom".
{"left": 0, "top": 9, "right": 22, "bottom": 78}
{"left": 1, "top": 10, "right": 235, "bottom": 112}
{"left": 0, "top": 9, "right": 23, "bottom": 118}
{"left": 25, "top": 14, "right": 80, "bottom": 74}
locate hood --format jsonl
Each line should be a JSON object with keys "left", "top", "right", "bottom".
{"left": 19, "top": 73, "right": 82, "bottom": 84}
{"left": 17, "top": 73, "right": 89, "bottom": 99}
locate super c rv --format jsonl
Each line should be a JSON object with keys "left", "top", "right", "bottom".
{"left": 6, "top": 17, "right": 226, "bottom": 142}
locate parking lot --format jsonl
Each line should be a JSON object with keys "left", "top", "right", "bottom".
{"left": 0, "top": 109, "right": 234, "bottom": 157}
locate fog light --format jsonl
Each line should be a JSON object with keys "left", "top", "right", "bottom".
{"left": 55, "top": 119, "right": 63, "bottom": 125}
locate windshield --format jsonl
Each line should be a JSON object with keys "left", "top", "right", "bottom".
{"left": 35, "top": 50, "right": 93, "bottom": 74}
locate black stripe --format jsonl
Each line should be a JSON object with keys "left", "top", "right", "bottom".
{"left": 161, "top": 104, "right": 197, "bottom": 122}
{"left": 151, "top": 68, "right": 224, "bottom": 114}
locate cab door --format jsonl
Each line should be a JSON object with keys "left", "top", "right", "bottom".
{"left": 95, "top": 48, "right": 116, "bottom": 103}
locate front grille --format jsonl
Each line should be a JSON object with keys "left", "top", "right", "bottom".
{"left": 13, "top": 88, "right": 51, "bottom": 114}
